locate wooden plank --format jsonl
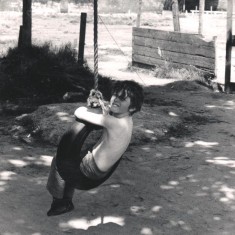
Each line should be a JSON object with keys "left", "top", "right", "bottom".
{"left": 133, "top": 27, "right": 215, "bottom": 47}
{"left": 133, "top": 54, "right": 214, "bottom": 71}
{"left": 133, "top": 45, "right": 215, "bottom": 70}
{"left": 133, "top": 54, "right": 166, "bottom": 67}
{"left": 133, "top": 36, "right": 215, "bottom": 58}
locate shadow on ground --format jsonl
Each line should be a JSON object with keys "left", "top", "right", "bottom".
{"left": 1, "top": 81, "right": 235, "bottom": 234}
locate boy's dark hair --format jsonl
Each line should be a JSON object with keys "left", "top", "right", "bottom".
{"left": 111, "top": 80, "right": 144, "bottom": 115}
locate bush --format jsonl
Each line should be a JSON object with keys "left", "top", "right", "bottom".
{"left": 0, "top": 43, "right": 112, "bottom": 103}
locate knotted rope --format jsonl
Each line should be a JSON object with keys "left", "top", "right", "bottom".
{"left": 93, "top": 0, "right": 99, "bottom": 91}
{"left": 87, "top": 0, "right": 109, "bottom": 111}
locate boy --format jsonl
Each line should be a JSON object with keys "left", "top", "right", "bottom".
{"left": 46, "top": 80, "right": 144, "bottom": 216}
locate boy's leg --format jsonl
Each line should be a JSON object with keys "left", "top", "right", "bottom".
{"left": 46, "top": 157, "right": 75, "bottom": 216}
{"left": 46, "top": 157, "right": 66, "bottom": 199}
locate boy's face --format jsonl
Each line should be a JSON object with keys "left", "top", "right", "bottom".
{"left": 110, "top": 91, "right": 132, "bottom": 118}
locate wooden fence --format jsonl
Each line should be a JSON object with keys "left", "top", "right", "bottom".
{"left": 132, "top": 27, "right": 216, "bottom": 72}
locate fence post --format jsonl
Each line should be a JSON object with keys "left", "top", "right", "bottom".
{"left": 60, "top": 0, "right": 68, "bottom": 13}
{"left": 172, "top": 0, "right": 180, "bottom": 32}
{"left": 20, "top": 0, "right": 32, "bottom": 48}
{"left": 199, "top": 0, "right": 205, "bottom": 36}
{"left": 224, "top": 0, "right": 233, "bottom": 92}
{"left": 78, "top": 12, "right": 87, "bottom": 65}
{"left": 136, "top": 0, "right": 142, "bottom": 27}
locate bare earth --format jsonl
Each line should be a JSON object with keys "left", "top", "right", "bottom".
{"left": 1, "top": 79, "right": 235, "bottom": 235}
{"left": 1, "top": 8, "right": 235, "bottom": 235}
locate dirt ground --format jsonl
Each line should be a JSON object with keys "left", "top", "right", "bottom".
{"left": 1, "top": 77, "right": 235, "bottom": 235}
{"left": 1, "top": 7, "right": 235, "bottom": 235}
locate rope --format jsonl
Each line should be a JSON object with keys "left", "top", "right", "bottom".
{"left": 87, "top": 0, "right": 104, "bottom": 108}
{"left": 88, "top": 0, "right": 146, "bottom": 87}
{"left": 93, "top": 0, "right": 99, "bottom": 91}
{"left": 98, "top": 16, "right": 147, "bottom": 86}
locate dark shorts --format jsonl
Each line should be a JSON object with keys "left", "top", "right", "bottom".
{"left": 46, "top": 152, "right": 109, "bottom": 198}
{"left": 80, "top": 151, "right": 109, "bottom": 180}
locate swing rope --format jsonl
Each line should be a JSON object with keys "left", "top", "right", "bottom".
{"left": 87, "top": 0, "right": 101, "bottom": 107}
{"left": 93, "top": 0, "right": 99, "bottom": 91}
{"left": 87, "top": 0, "right": 147, "bottom": 87}
{"left": 87, "top": 0, "right": 108, "bottom": 109}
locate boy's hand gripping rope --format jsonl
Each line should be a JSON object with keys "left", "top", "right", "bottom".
{"left": 87, "top": 89, "right": 110, "bottom": 114}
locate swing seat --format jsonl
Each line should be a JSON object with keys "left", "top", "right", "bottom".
{"left": 56, "top": 119, "right": 121, "bottom": 190}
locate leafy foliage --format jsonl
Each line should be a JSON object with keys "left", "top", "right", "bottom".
{"left": 0, "top": 43, "right": 112, "bottom": 103}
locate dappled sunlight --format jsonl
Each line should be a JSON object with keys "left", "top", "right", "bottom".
{"left": 0, "top": 171, "right": 16, "bottom": 180}
{"left": 167, "top": 220, "right": 192, "bottom": 232}
{"left": 168, "top": 111, "right": 178, "bottom": 117}
{"left": 60, "top": 216, "right": 125, "bottom": 230}
{"left": 0, "top": 171, "right": 16, "bottom": 192}
{"left": 141, "top": 146, "right": 152, "bottom": 152}
{"left": 206, "top": 100, "right": 235, "bottom": 110}
{"left": 213, "top": 216, "right": 222, "bottom": 221}
{"left": 129, "top": 204, "right": 162, "bottom": 219}
{"left": 12, "top": 146, "right": 23, "bottom": 151}
{"left": 56, "top": 111, "right": 73, "bottom": 122}
{"left": 87, "top": 184, "right": 121, "bottom": 195}
{"left": 0, "top": 181, "right": 7, "bottom": 192}
{"left": 110, "top": 184, "right": 121, "bottom": 188}
{"left": 141, "top": 227, "right": 153, "bottom": 235}
{"left": 219, "top": 185, "right": 235, "bottom": 203}
{"left": 145, "top": 129, "right": 154, "bottom": 134}
{"left": 8, "top": 155, "right": 53, "bottom": 168}
{"left": 206, "top": 157, "right": 235, "bottom": 168}
{"left": 87, "top": 188, "right": 99, "bottom": 195}
{"left": 185, "top": 140, "right": 219, "bottom": 148}
{"left": 8, "top": 159, "right": 28, "bottom": 167}
{"left": 160, "top": 180, "right": 181, "bottom": 190}
{"left": 151, "top": 205, "right": 162, "bottom": 213}
{"left": 37, "top": 155, "right": 52, "bottom": 166}
{"left": 209, "top": 181, "right": 235, "bottom": 204}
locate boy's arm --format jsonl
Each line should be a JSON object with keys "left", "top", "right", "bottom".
{"left": 74, "top": 106, "right": 113, "bottom": 127}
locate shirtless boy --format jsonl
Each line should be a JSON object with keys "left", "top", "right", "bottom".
{"left": 46, "top": 80, "right": 144, "bottom": 216}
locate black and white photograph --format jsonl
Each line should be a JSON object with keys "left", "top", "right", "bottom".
{"left": 0, "top": 0, "right": 235, "bottom": 234}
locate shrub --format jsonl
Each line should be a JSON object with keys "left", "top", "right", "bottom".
{"left": 0, "top": 43, "right": 112, "bottom": 103}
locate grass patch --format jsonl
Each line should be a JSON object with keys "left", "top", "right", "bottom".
{"left": 166, "top": 122, "right": 191, "bottom": 138}
{"left": 165, "top": 112, "right": 213, "bottom": 138}
{"left": 154, "top": 62, "right": 209, "bottom": 82}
